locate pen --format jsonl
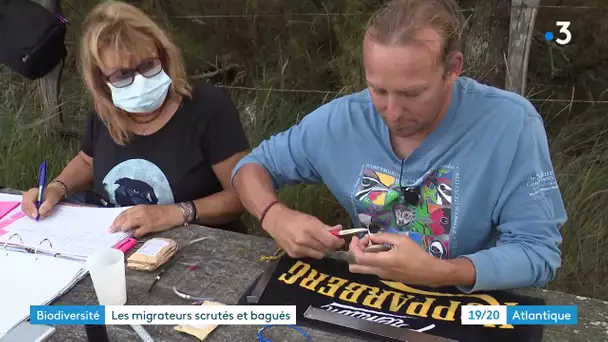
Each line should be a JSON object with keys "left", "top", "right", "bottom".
{"left": 147, "top": 249, "right": 184, "bottom": 292}
{"left": 147, "top": 237, "right": 212, "bottom": 292}
{"left": 36, "top": 160, "right": 47, "bottom": 221}
{"left": 147, "top": 247, "right": 183, "bottom": 292}
{"left": 147, "top": 270, "right": 164, "bottom": 293}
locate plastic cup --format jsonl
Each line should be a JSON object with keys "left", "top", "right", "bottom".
{"left": 85, "top": 248, "right": 127, "bottom": 305}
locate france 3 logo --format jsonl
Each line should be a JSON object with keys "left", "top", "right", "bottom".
{"left": 544, "top": 21, "right": 572, "bottom": 45}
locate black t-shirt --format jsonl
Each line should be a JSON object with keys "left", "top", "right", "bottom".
{"left": 80, "top": 80, "right": 250, "bottom": 233}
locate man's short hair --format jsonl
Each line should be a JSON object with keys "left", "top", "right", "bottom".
{"left": 366, "top": 0, "right": 464, "bottom": 71}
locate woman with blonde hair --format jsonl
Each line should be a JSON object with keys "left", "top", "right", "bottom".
{"left": 21, "top": 1, "right": 251, "bottom": 236}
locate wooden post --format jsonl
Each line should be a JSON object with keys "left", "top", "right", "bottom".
{"left": 32, "top": 0, "right": 65, "bottom": 132}
{"left": 462, "top": 0, "right": 512, "bottom": 88}
{"left": 506, "top": 0, "right": 540, "bottom": 95}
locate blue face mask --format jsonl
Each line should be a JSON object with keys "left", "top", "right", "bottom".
{"left": 107, "top": 70, "right": 172, "bottom": 113}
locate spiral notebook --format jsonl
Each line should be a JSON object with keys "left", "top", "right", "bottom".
{"left": 0, "top": 193, "right": 131, "bottom": 339}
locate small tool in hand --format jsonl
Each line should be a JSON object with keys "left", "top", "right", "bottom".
{"left": 329, "top": 227, "right": 368, "bottom": 238}
{"left": 324, "top": 250, "right": 356, "bottom": 264}
{"left": 366, "top": 224, "right": 383, "bottom": 247}
{"left": 364, "top": 244, "right": 392, "bottom": 253}
{"left": 361, "top": 224, "right": 393, "bottom": 253}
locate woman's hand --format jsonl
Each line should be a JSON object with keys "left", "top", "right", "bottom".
{"left": 108, "top": 204, "right": 183, "bottom": 237}
{"left": 21, "top": 183, "right": 65, "bottom": 219}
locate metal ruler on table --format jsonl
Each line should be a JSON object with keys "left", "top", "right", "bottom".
{"left": 246, "top": 260, "right": 279, "bottom": 304}
{"left": 131, "top": 325, "right": 155, "bottom": 342}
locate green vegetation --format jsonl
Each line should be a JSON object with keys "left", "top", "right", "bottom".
{"left": 0, "top": 0, "right": 605, "bottom": 300}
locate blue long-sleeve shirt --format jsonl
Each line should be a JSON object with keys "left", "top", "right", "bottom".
{"left": 231, "top": 76, "right": 566, "bottom": 293}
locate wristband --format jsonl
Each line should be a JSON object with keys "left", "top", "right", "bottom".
{"left": 176, "top": 202, "right": 195, "bottom": 226}
{"left": 188, "top": 200, "right": 198, "bottom": 222}
{"left": 259, "top": 200, "right": 280, "bottom": 227}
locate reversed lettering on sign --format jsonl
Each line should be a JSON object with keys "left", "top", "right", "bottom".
{"left": 320, "top": 302, "right": 436, "bottom": 331}
{"left": 278, "top": 260, "right": 517, "bottom": 329}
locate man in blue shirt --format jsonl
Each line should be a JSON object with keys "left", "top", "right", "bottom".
{"left": 231, "top": 0, "right": 566, "bottom": 293}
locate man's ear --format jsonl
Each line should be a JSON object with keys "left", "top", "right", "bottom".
{"left": 446, "top": 51, "right": 463, "bottom": 82}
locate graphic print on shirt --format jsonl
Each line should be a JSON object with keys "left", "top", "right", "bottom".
{"left": 351, "top": 164, "right": 457, "bottom": 259}
{"left": 101, "top": 158, "right": 174, "bottom": 206}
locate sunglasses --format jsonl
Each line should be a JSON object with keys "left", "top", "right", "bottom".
{"left": 105, "top": 57, "right": 163, "bottom": 88}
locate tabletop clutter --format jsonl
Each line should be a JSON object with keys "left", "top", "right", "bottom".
{"left": 0, "top": 190, "right": 556, "bottom": 342}
{"left": 0, "top": 193, "right": 130, "bottom": 340}
{"left": 0, "top": 189, "right": 453, "bottom": 342}
{"left": 84, "top": 234, "right": 227, "bottom": 341}
{"left": 0, "top": 190, "right": 288, "bottom": 342}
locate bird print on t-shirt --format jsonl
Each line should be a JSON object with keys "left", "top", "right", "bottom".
{"left": 352, "top": 165, "right": 455, "bottom": 259}
{"left": 101, "top": 158, "right": 174, "bottom": 206}
{"left": 114, "top": 177, "right": 159, "bottom": 205}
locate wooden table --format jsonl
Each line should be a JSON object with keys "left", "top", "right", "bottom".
{"left": 1, "top": 188, "right": 605, "bottom": 341}
{"left": 46, "top": 225, "right": 608, "bottom": 342}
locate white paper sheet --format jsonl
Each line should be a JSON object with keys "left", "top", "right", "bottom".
{"left": 0, "top": 251, "right": 86, "bottom": 339}
{"left": 0, "top": 204, "right": 130, "bottom": 259}
{"left": 0, "top": 193, "right": 130, "bottom": 338}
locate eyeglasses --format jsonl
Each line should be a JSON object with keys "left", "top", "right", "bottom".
{"left": 105, "top": 57, "right": 163, "bottom": 88}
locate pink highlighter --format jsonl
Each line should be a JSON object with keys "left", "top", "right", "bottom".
{"left": 114, "top": 238, "right": 137, "bottom": 253}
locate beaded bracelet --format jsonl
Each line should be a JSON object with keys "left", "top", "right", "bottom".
{"left": 176, "top": 202, "right": 195, "bottom": 226}
{"left": 48, "top": 180, "right": 68, "bottom": 199}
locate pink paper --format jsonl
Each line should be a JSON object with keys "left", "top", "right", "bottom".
{"left": 0, "top": 201, "right": 20, "bottom": 220}
{"left": 0, "top": 211, "right": 26, "bottom": 234}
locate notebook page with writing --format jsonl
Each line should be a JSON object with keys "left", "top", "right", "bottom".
{"left": 0, "top": 205, "right": 130, "bottom": 259}
{"left": 0, "top": 251, "right": 86, "bottom": 339}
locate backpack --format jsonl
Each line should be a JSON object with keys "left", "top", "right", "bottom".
{"left": 0, "top": 0, "right": 67, "bottom": 80}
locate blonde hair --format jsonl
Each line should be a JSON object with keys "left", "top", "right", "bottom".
{"left": 80, "top": 1, "right": 191, "bottom": 145}
{"left": 366, "top": 0, "right": 464, "bottom": 72}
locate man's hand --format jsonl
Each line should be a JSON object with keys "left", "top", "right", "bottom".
{"left": 263, "top": 203, "right": 345, "bottom": 259}
{"left": 349, "top": 232, "right": 455, "bottom": 287}
{"left": 109, "top": 204, "right": 183, "bottom": 238}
